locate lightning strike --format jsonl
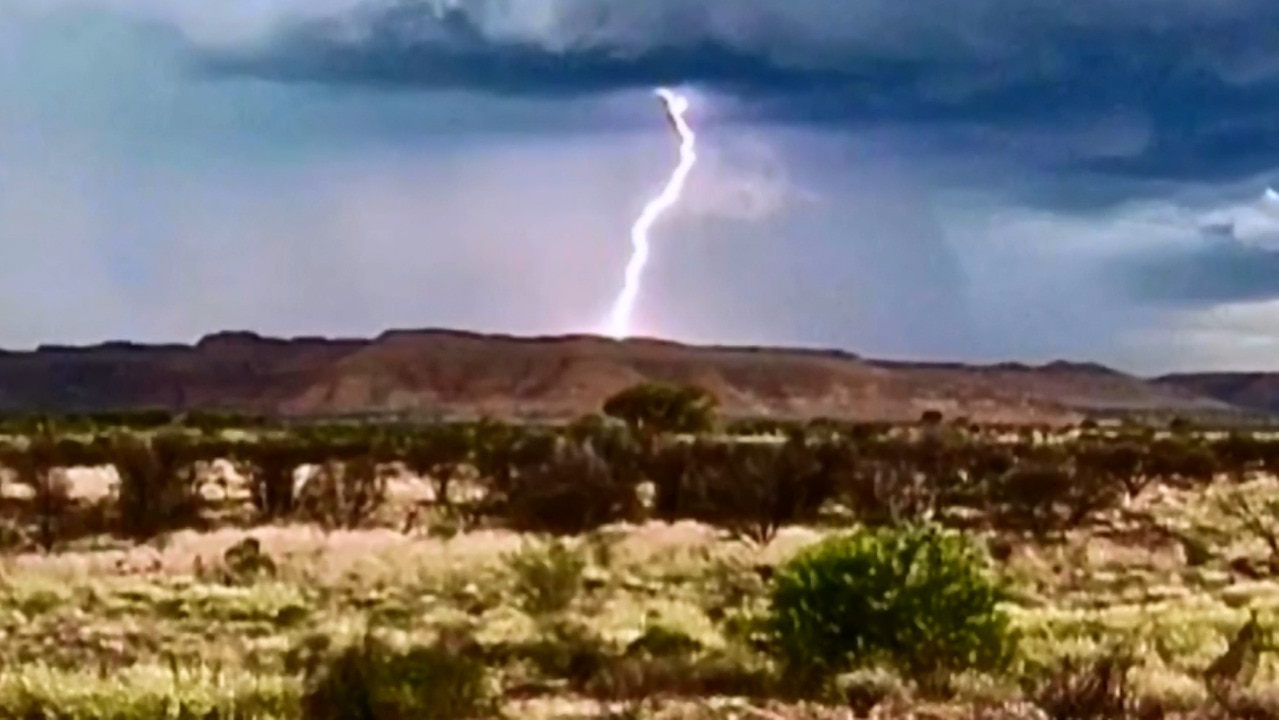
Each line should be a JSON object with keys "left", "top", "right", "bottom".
{"left": 605, "top": 87, "right": 698, "bottom": 339}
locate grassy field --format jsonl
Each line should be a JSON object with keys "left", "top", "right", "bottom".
{"left": 3, "top": 389, "right": 1279, "bottom": 719}
{"left": 2, "top": 462, "right": 1279, "bottom": 719}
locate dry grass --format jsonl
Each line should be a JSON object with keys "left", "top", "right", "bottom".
{"left": 6, "top": 465, "right": 1279, "bottom": 717}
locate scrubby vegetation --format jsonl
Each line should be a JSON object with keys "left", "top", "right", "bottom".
{"left": 2, "top": 385, "right": 1279, "bottom": 717}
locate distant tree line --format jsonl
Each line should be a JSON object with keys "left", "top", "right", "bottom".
{"left": 0, "top": 382, "right": 1274, "bottom": 551}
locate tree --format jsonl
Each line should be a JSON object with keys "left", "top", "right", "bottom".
{"left": 498, "top": 431, "right": 646, "bottom": 536}
{"left": 601, "top": 383, "right": 718, "bottom": 437}
{"left": 298, "top": 456, "right": 388, "bottom": 531}
{"left": 1076, "top": 441, "right": 1148, "bottom": 500}
{"left": 238, "top": 437, "right": 311, "bottom": 522}
{"left": 394, "top": 424, "right": 472, "bottom": 509}
{"left": 651, "top": 432, "right": 849, "bottom": 546}
{"left": 110, "top": 431, "right": 205, "bottom": 540}
{"left": 841, "top": 436, "right": 945, "bottom": 526}
{"left": 1146, "top": 437, "right": 1219, "bottom": 488}
{"left": 989, "top": 444, "right": 1124, "bottom": 533}
{"left": 0, "top": 432, "right": 81, "bottom": 551}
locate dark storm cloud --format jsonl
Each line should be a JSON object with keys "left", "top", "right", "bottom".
{"left": 195, "top": 0, "right": 1279, "bottom": 178}
{"left": 1117, "top": 230, "right": 1279, "bottom": 306}
{"left": 12, "top": 0, "right": 1279, "bottom": 370}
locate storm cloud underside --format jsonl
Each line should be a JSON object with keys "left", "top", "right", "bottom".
{"left": 6, "top": 0, "right": 1279, "bottom": 371}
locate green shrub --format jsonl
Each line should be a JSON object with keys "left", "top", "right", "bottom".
{"left": 766, "top": 524, "right": 1016, "bottom": 688}
{"left": 301, "top": 634, "right": 493, "bottom": 720}
{"left": 497, "top": 617, "right": 611, "bottom": 689}
{"left": 506, "top": 539, "right": 587, "bottom": 616}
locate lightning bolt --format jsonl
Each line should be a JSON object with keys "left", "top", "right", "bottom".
{"left": 605, "top": 87, "right": 698, "bottom": 339}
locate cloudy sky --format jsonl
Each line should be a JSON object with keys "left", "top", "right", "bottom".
{"left": 5, "top": 0, "right": 1279, "bottom": 373}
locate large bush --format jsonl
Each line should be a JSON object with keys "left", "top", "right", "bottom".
{"left": 767, "top": 524, "right": 1016, "bottom": 688}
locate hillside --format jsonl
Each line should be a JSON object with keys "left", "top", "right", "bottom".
{"left": 0, "top": 329, "right": 1247, "bottom": 424}
{"left": 1157, "top": 372, "right": 1279, "bottom": 415}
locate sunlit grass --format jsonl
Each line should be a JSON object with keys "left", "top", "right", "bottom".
{"left": 1, "top": 473, "right": 1279, "bottom": 718}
